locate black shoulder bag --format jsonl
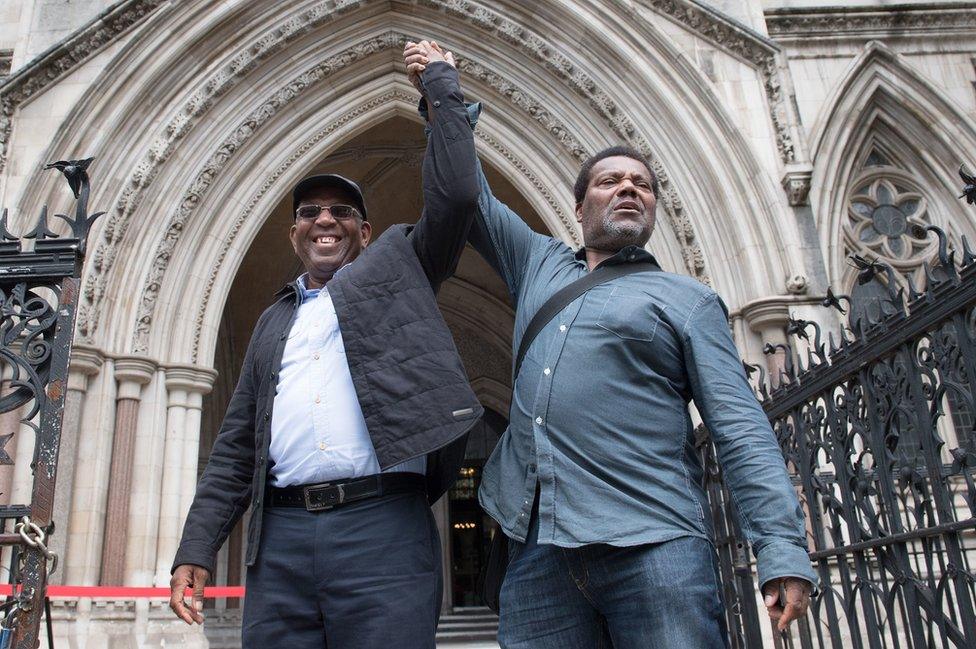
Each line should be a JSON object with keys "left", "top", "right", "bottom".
{"left": 478, "top": 260, "right": 661, "bottom": 613}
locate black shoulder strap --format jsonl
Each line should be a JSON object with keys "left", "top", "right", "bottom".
{"left": 513, "top": 261, "right": 661, "bottom": 379}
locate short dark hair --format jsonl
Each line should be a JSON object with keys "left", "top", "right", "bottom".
{"left": 573, "top": 146, "right": 658, "bottom": 204}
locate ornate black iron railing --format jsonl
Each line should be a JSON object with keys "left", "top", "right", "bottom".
{"left": 0, "top": 159, "right": 100, "bottom": 648}
{"left": 704, "top": 168, "right": 976, "bottom": 648}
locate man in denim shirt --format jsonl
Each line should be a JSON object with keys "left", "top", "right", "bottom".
{"left": 408, "top": 43, "right": 817, "bottom": 649}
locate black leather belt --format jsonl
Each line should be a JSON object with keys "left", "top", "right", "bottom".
{"left": 267, "top": 472, "right": 427, "bottom": 512}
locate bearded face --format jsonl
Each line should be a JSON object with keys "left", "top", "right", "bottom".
{"left": 575, "top": 156, "right": 657, "bottom": 253}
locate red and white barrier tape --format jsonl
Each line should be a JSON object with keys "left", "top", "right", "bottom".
{"left": 0, "top": 585, "right": 245, "bottom": 599}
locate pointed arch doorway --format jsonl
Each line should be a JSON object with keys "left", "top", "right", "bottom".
{"left": 197, "top": 112, "right": 541, "bottom": 615}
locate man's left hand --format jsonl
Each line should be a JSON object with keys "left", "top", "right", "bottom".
{"left": 763, "top": 577, "right": 812, "bottom": 632}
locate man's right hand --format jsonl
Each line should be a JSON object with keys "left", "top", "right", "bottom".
{"left": 169, "top": 564, "right": 210, "bottom": 624}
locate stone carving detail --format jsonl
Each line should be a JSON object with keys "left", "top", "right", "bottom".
{"left": 785, "top": 274, "right": 808, "bottom": 295}
{"left": 766, "top": 4, "right": 976, "bottom": 38}
{"left": 636, "top": 0, "right": 798, "bottom": 165}
{"left": 0, "top": 0, "right": 169, "bottom": 175}
{"left": 782, "top": 168, "right": 812, "bottom": 206}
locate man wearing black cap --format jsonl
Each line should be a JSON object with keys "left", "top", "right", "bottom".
{"left": 169, "top": 42, "right": 482, "bottom": 648}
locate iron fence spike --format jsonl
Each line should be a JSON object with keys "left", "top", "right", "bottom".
{"left": 0, "top": 210, "right": 17, "bottom": 243}
{"left": 961, "top": 234, "right": 975, "bottom": 266}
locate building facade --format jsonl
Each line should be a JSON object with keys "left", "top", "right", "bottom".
{"left": 0, "top": 0, "right": 974, "bottom": 646}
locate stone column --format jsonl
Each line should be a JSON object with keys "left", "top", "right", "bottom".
{"left": 154, "top": 365, "right": 215, "bottom": 585}
{"left": 123, "top": 368, "right": 167, "bottom": 585}
{"left": 99, "top": 356, "right": 156, "bottom": 585}
{"left": 48, "top": 345, "right": 103, "bottom": 584}
{"left": 741, "top": 299, "right": 791, "bottom": 388}
{"left": 65, "top": 358, "right": 116, "bottom": 585}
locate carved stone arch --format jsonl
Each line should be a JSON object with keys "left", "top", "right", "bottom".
{"left": 12, "top": 0, "right": 807, "bottom": 358}
{"left": 811, "top": 40, "right": 976, "bottom": 288}
{"left": 150, "top": 78, "right": 555, "bottom": 366}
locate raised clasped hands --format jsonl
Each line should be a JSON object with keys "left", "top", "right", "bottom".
{"left": 403, "top": 39, "right": 456, "bottom": 96}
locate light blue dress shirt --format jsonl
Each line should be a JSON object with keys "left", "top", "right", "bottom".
{"left": 268, "top": 274, "right": 426, "bottom": 487}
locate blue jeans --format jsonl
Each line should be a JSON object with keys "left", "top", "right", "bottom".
{"left": 498, "top": 514, "right": 729, "bottom": 649}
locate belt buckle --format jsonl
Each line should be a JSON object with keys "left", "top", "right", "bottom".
{"left": 303, "top": 483, "right": 345, "bottom": 512}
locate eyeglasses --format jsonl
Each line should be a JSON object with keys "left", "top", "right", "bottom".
{"left": 295, "top": 204, "right": 360, "bottom": 220}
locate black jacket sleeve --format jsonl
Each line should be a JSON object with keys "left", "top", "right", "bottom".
{"left": 171, "top": 321, "right": 261, "bottom": 575}
{"left": 409, "top": 62, "right": 480, "bottom": 291}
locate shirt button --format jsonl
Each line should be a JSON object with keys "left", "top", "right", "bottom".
{"left": 264, "top": 412, "right": 270, "bottom": 421}
{"left": 628, "top": 254, "right": 636, "bottom": 261}
{"left": 535, "top": 417, "right": 543, "bottom": 425}
{"left": 433, "top": 100, "right": 441, "bottom": 107}
{"left": 543, "top": 368, "right": 551, "bottom": 376}
{"left": 559, "top": 325, "right": 567, "bottom": 332}
{"left": 319, "top": 442, "right": 327, "bottom": 450}
{"left": 315, "top": 395, "right": 321, "bottom": 404}
{"left": 313, "top": 353, "right": 320, "bottom": 360}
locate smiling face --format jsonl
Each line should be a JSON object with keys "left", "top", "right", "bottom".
{"left": 575, "top": 156, "right": 657, "bottom": 253}
{"left": 290, "top": 186, "right": 372, "bottom": 288}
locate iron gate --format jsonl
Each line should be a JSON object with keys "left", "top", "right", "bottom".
{"left": 0, "top": 159, "right": 100, "bottom": 648}
{"left": 703, "top": 174, "right": 976, "bottom": 648}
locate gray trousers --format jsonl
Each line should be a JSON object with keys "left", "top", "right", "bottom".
{"left": 242, "top": 490, "right": 442, "bottom": 649}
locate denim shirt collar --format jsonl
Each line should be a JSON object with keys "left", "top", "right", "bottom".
{"left": 574, "top": 245, "right": 660, "bottom": 270}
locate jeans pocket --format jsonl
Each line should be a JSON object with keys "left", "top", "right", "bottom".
{"left": 596, "top": 287, "right": 664, "bottom": 342}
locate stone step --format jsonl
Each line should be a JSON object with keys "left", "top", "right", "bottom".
{"left": 437, "top": 620, "right": 498, "bottom": 629}
{"left": 440, "top": 614, "right": 499, "bottom": 624}
{"left": 436, "top": 631, "right": 500, "bottom": 643}
{"left": 436, "top": 607, "right": 498, "bottom": 643}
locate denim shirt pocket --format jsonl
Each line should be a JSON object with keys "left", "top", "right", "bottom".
{"left": 596, "top": 286, "right": 665, "bottom": 342}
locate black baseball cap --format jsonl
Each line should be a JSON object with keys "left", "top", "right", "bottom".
{"left": 291, "top": 173, "right": 368, "bottom": 220}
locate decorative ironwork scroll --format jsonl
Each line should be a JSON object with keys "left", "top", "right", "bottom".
{"left": 0, "top": 158, "right": 101, "bottom": 648}
{"left": 704, "top": 169, "right": 976, "bottom": 648}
